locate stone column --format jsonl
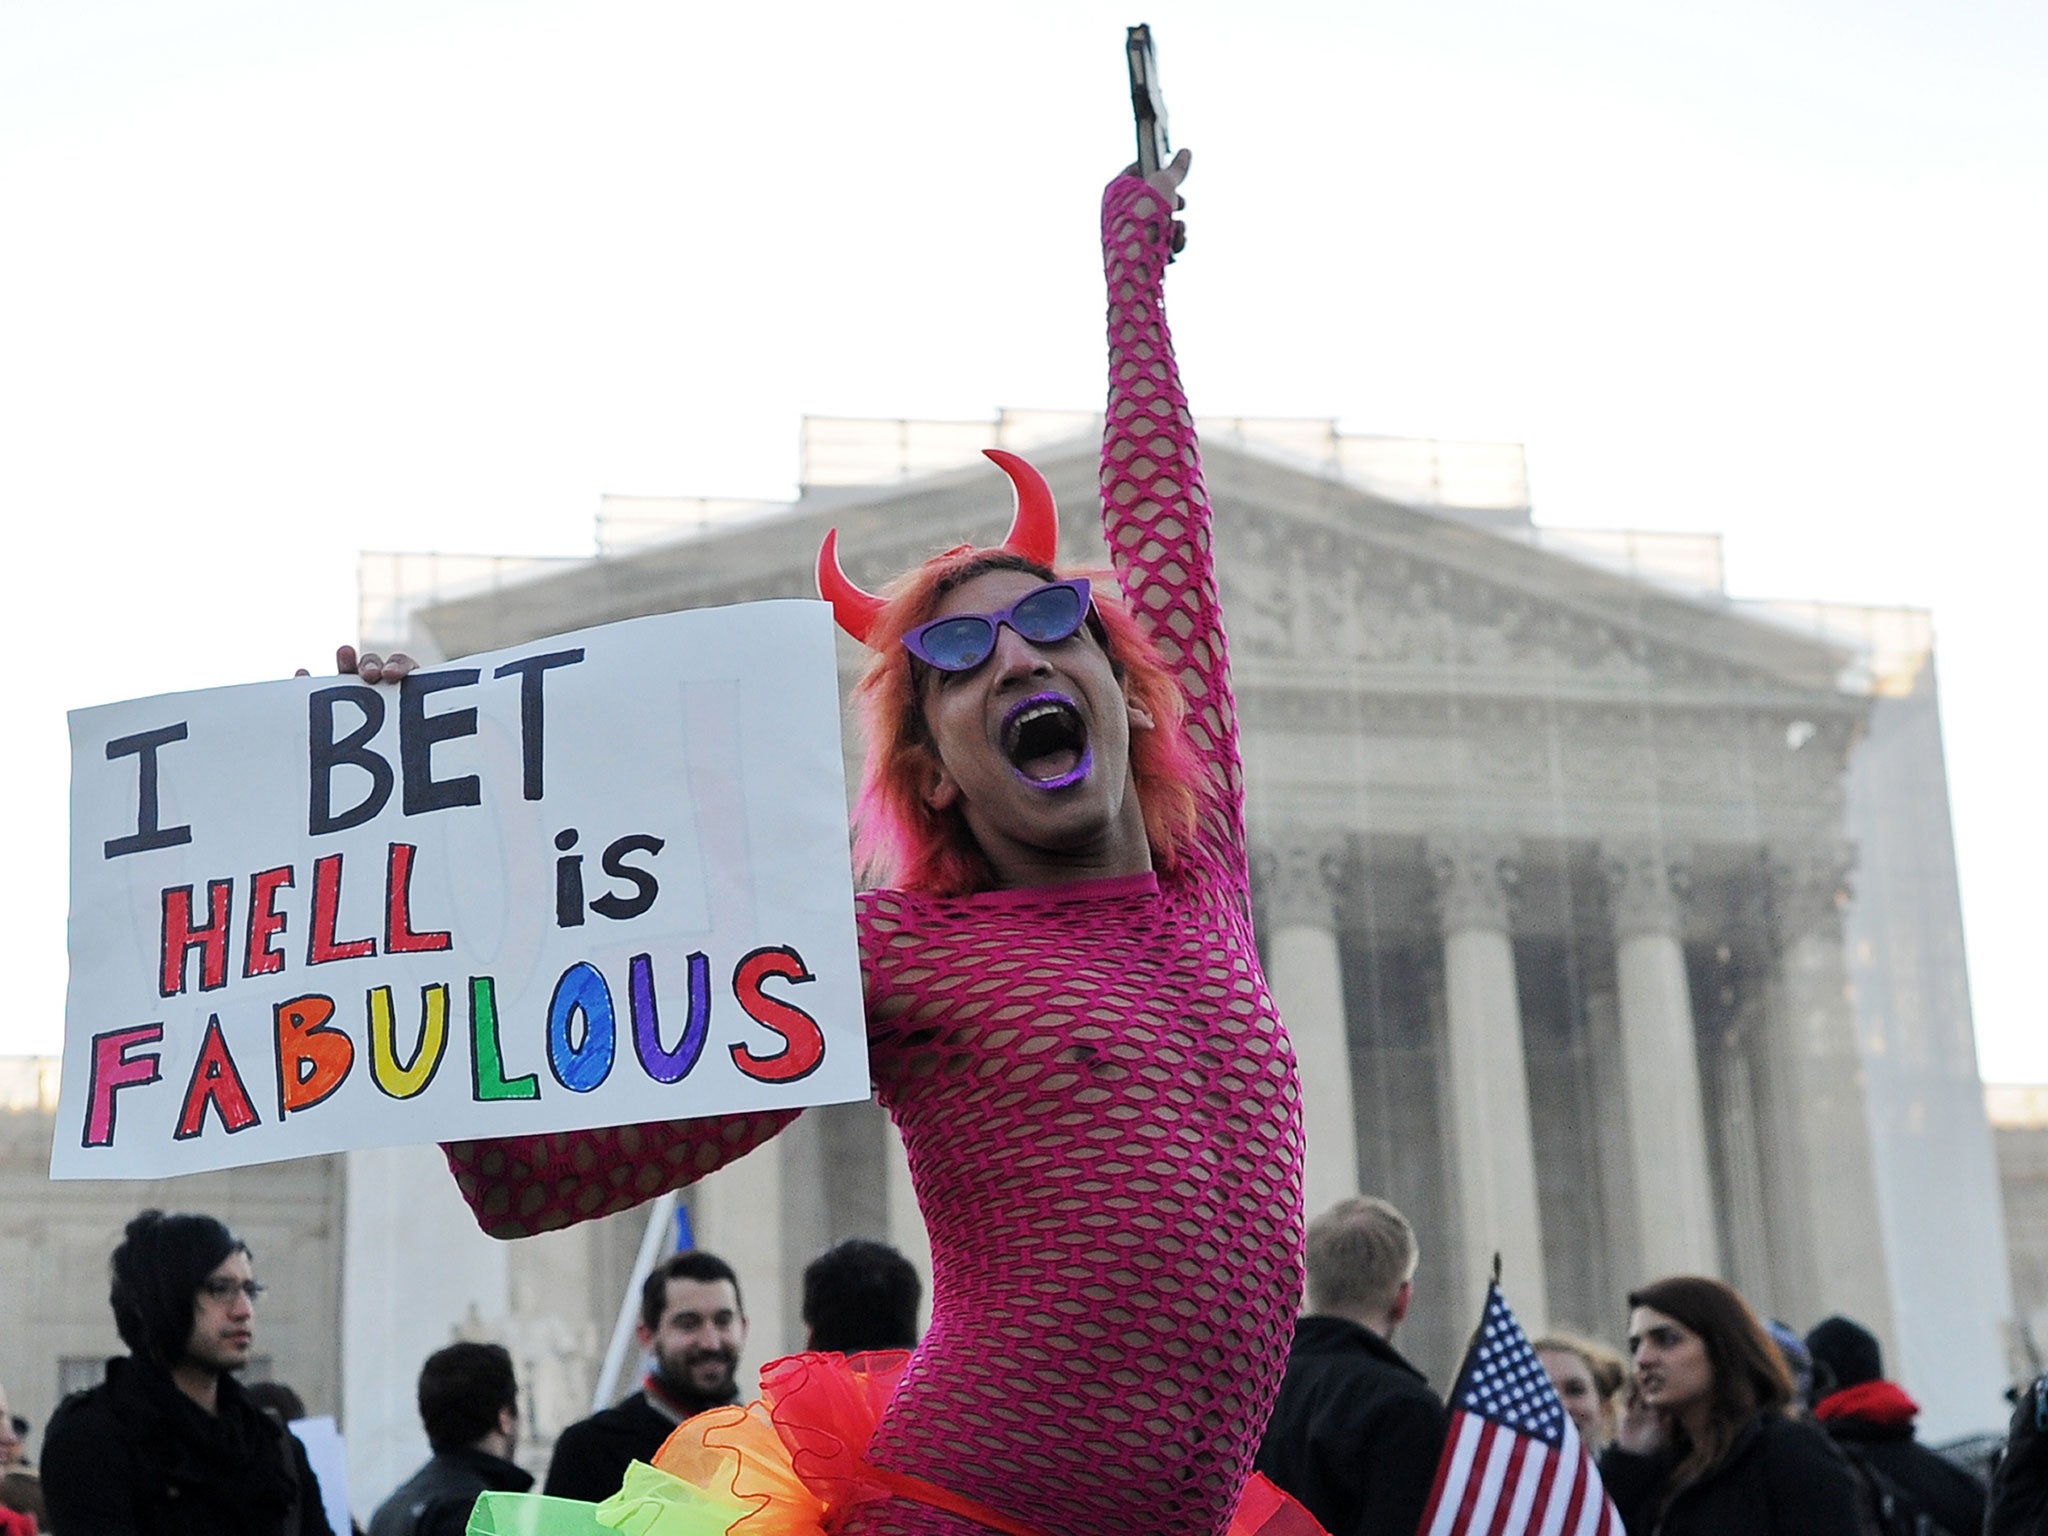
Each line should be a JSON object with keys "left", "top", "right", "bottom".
{"left": 1603, "top": 843, "right": 1720, "bottom": 1278}
{"left": 342, "top": 1145, "right": 512, "bottom": 1505}
{"left": 1429, "top": 835, "right": 1548, "bottom": 1325}
{"left": 1261, "top": 836, "right": 1361, "bottom": 1219}
{"left": 1760, "top": 844, "right": 1894, "bottom": 1338}
{"left": 1711, "top": 1034, "right": 1774, "bottom": 1304}
{"left": 689, "top": 1138, "right": 788, "bottom": 1390}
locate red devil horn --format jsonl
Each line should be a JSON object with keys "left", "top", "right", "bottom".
{"left": 985, "top": 449, "right": 1060, "bottom": 567}
{"left": 816, "top": 527, "right": 885, "bottom": 644}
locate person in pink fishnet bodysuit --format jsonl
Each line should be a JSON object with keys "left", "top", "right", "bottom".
{"left": 443, "top": 154, "right": 1308, "bottom": 1536}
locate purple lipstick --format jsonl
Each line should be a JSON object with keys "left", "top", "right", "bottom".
{"left": 1000, "top": 691, "right": 1092, "bottom": 789}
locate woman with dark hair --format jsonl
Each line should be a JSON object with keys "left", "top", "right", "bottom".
{"left": 438, "top": 151, "right": 1309, "bottom": 1536}
{"left": 1599, "top": 1276, "right": 1862, "bottom": 1535}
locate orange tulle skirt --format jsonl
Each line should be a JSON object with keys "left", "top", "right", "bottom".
{"left": 468, "top": 1351, "right": 1326, "bottom": 1536}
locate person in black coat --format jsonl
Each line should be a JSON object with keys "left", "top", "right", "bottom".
{"left": 369, "top": 1342, "right": 532, "bottom": 1536}
{"left": 1598, "top": 1275, "right": 1862, "bottom": 1536}
{"left": 1988, "top": 1373, "right": 2048, "bottom": 1536}
{"left": 1254, "top": 1197, "right": 1448, "bottom": 1536}
{"left": 1804, "top": 1314, "right": 1987, "bottom": 1536}
{"left": 40, "top": 1210, "right": 332, "bottom": 1536}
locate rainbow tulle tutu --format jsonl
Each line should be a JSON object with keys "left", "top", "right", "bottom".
{"left": 468, "top": 1351, "right": 1324, "bottom": 1536}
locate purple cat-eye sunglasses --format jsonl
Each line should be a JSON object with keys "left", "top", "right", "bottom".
{"left": 901, "top": 577, "right": 1097, "bottom": 673}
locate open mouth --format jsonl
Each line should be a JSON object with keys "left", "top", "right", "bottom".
{"left": 1002, "top": 692, "right": 1092, "bottom": 788}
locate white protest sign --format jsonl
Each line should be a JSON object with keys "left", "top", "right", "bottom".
{"left": 286, "top": 1416, "right": 351, "bottom": 1536}
{"left": 56, "top": 601, "right": 866, "bottom": 1179}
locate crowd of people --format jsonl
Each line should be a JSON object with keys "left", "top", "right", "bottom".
{"left": 0, "top": 1211, "right": 920, "bottom": 1535}
{"left": 1251, "top": 1199, "right": 2010, "bottom": 1536}
{"left": 4, "top": 1201, "right": 2037, "bottom": 1536}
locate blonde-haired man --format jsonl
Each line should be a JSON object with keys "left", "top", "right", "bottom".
{"left": 1254, "top": 1197, "right": 1447, "bottom": 1536}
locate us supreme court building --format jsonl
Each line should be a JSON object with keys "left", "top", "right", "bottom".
{"left": 3, "top": 413, "right": 2007, "bottom": 1514}
{"left": 353, "top": 413, "right": 2006, "bottom": 1432}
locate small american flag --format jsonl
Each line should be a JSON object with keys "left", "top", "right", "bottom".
{"left": 1417, "top": 1281, "right": 1623, "bottom": 1536}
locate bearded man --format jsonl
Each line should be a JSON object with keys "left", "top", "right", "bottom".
{"left": 540, "top": 1251, "right": 747, "bottom": 1502}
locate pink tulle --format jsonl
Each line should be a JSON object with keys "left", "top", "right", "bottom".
{"left": 644, "top": 1352, "right": 1327, "bottom": 1536}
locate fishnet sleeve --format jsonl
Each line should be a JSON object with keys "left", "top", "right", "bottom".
{"left": 1099, "top": 172, "right": 1246, "bottom": 870}
{"left": 440, "top": 865, "right": 904, "bottom": 1240}
{"left": 441, "top": 1109, "right": 798, "bottom": 1238}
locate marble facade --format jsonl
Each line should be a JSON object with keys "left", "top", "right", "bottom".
{"left": 368, "top": 419, "right": 2006, "bottom": 1440}
{"left": 2, "top": 417, "right": 2012, "bottom": 1524}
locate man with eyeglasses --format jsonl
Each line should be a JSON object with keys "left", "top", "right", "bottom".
{"left": 40, "top": 1208, "right": 333, "bottom": 1536}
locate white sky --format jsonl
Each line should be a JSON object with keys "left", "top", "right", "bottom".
{"left": 3, "top": 1, "right": 2043, "bottom": 1076}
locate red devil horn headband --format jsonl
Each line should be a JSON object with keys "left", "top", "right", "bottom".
{"left": 815, "top": 448, "right": 1061, "bottom": 645}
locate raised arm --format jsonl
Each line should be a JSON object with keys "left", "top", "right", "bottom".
{"left": 1098, "top": 151, "right": 1245, "bottom": 868}
{"left": 442, "top": 1108, "right": 798, "bottom": 1238}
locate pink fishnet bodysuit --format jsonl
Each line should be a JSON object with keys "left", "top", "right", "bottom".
{"left": 444, "top": 175, "right": 1306, "bottom": 1536}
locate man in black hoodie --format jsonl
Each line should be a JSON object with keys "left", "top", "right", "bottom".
{"left": 1255, "top": 1197, "right": 1448, "bottom": 1536}
{"left": 40, "top": 1209, "right": 332, "bottom": 1536}
{"left": 1806, "top": 1313, "right": 1987, "bottom": 1536}
{"left": 370, "top": 1343, "right": 532, "bottom": 1536}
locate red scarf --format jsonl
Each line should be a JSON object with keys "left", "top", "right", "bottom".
{"left": 1815, "top": 1379, "right": 1918, "bottom": 1427}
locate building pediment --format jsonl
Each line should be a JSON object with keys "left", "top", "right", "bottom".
{"left": 412, "top": 432, "right": 1853, "bottom": 708}
{"left": 1193, "top": 446, "right": 1851, "bottom": 704}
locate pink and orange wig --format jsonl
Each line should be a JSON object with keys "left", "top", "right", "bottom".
{"left": 819, "top": 453, "right": 1202, "bottom": 896}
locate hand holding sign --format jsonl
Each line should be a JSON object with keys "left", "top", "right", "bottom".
{"left": 291, "top": 644, "right": 416, "bottom": 683}
{"left": 334, "top": 644, "right": 416, "bottom": 685}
